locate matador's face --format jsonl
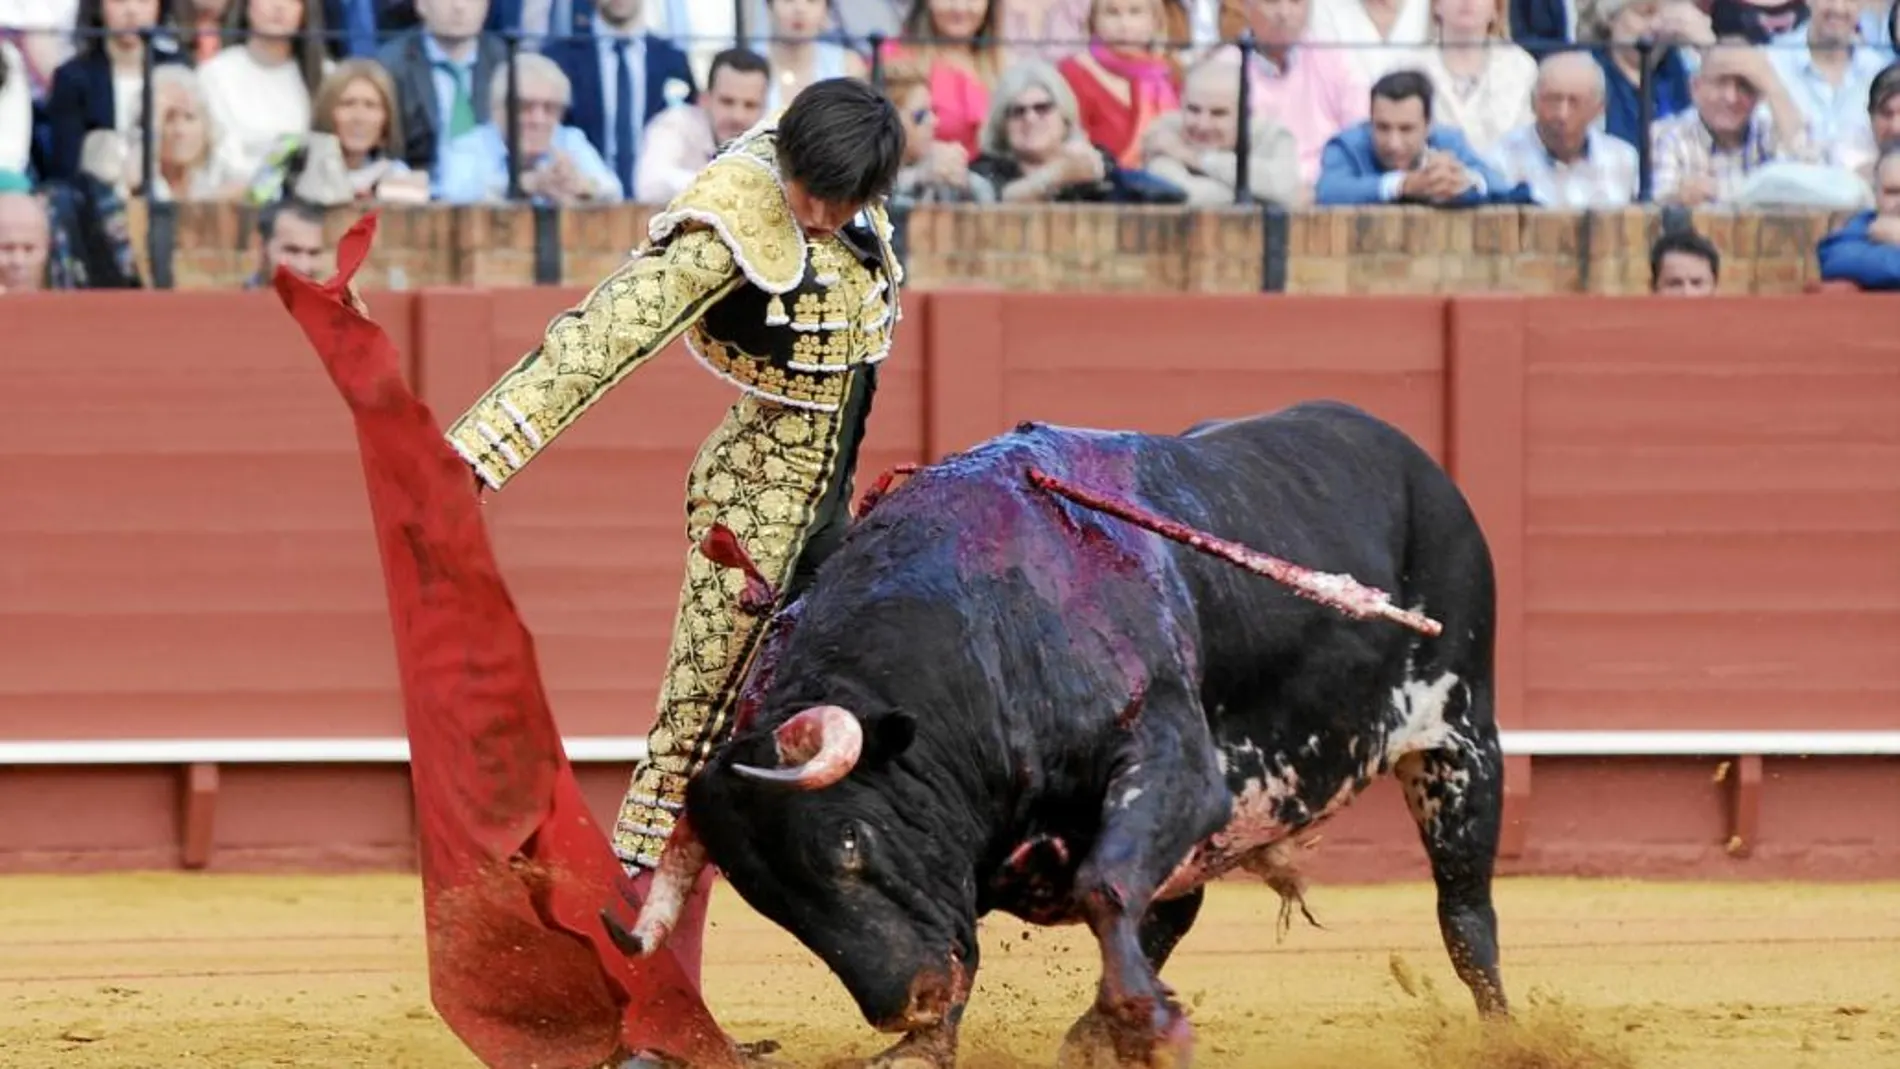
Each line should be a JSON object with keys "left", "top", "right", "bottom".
{"left": 784, "top": 179, "right": 864, "bottom": 240}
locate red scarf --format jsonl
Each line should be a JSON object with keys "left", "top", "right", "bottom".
{"left": 1089, "top": 40, "right": 1180, "bottom": 165}
{"left": 272, "top": 213, "right": 737, "bottom": 1069}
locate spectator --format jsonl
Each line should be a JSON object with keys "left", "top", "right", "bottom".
{"left": 324, "top": 0, "right": 392, "bottom": 60}
{"left": 377, "top": 0, "right": 507, "bottom": 178}
{"left": 247, "top": 194, "right": 326, "bottom": 286}
{"left": 0, "top": 184, "right": 48, "bottom": 293}
{"left": 1816, "top": 145, "right": 1900, "bottom": 287}
{"left": 543, "top": 0, "right": 695, "bottom": 206}
{"left": 123, "top": 63, "right": 249, "bottom": 199}
{"left": 3, "top": 0, "right": 81, "bottom": 97}
{"left": 199, "top": 0, "right": 333, "bottom": 179}
{"left": 43, "top": 0, "right": 190, "bottom": 183}
{"left": 880, "top": 52, "right": 997, "bottom": 204}
{"left": 1857, "top": 0, "right": 1896, "bottom": 51}
{"left": 1650, "top": 43, "right": 1818, "bottom": 206}
{"left": 1585, "top": 0, "right": 1694, "bottom": 147}
{"left": 1648, "top": 226, "right": 1719, "bottom": 293}
{"left": 1766, "top": 0, "right": 1892, "bottom": 154}
{"left": 1, "top": 40, "right": 29, "bottom": 172}
{"left": 248, "top": 59, "right": 428, "bottom": 204}
{"left": 970, "top": 58, "right": 1118, "bottom": 200}
{"left": 750, "top": 0, "right": 869, "bottom": 112}
{"left": 1839, "top": 61, "right": 1900, "bottom": 185}
{"left": 180, "top": 0, "right": 237, "bottom": 62}
{"left": 1139, "top": 44, "right": 1303, "bottom": 204}
{"left": 1491, "top": 49, "right": 1639, "bottom": 206}
{"left": 1058, "top": 0, "right": 1182, "bottom": 166}
{"left": 1306, "top": 0, "right": 1434, "bottom": 88}
{"left": 1241, "top": 0, "right": 1369, "bottom": 186}
{"left": 884, "top": 0, "right": 1005, "bottom": 158}
{"left": 634, "top": 47, "right": 769, "bottom": 203}
{"left": 1314, "top": 67, "right": 1516, "bottom": 205}
{"left": 436, "top": 51, "right": 620, "bottom": 203}
{"left": 1412, "top": 0, "right": 1537, "bottom": 159}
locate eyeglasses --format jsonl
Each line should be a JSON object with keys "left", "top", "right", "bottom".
{"left": 1005, "top": 100, "right": 1055, "bottom": 121}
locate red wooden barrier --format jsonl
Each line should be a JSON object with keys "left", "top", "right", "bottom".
{"left": 0, "top": 289, "right": 1894, "bottom": 878}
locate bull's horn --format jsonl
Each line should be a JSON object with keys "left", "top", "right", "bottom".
{"left": 731, "top": 704, "right": 864, "bottom": 790}
{"left": 618, "top": 814, "right": 710, "bottom": 957}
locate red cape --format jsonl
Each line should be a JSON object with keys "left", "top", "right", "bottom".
{"left": 273, "top": 212, "right": 737, "bottom": 1069}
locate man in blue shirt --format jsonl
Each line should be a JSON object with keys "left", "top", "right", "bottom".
{"left": 1315, "top": 70, "right": 1520, "bottom": 207}
{"left": 1818, "top": 146, "right": 1900, "bottom": 290}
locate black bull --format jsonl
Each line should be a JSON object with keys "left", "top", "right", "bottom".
{"left": 617, "top": 400, "right": 1508, "bottom": 1067}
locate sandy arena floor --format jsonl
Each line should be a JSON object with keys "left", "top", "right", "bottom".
{"left": 0, "top": 873, "right": 1895, "bottom": 1068}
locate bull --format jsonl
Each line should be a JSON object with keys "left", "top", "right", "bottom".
{"left": 616, "top": 400, "right": 1509, "bottom": 1067}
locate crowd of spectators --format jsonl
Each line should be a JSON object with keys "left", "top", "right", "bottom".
{"left": 2, "top": 0, "right": 1899, "bottom": 293}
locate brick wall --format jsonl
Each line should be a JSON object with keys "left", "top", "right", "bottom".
{"left": 134, "top": 201, "right": 1865, "bottom": 295}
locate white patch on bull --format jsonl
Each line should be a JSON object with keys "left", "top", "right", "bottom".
{"left": 1303, "top": 734, "right": 1321, "bottom": 756}
{"left": 1155, "top": 667, "right": 1472, "bottom": 902}
{"left": 1118, "top": 787, "right": 1144, "bottom": 808}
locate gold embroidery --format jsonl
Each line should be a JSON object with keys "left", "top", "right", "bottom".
{"left": 445, "top": 228, "right": 742, "bottom": 490}
{"left": 687, "top": 330, "right": 853, "bottom": 411}
{"left": 648, "top": 129, "right": 805, "bottom": 294}
{"left": 612, "top": 395, "right": 849, "bottom": 867}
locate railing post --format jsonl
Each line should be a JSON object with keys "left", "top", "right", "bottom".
{"left": 139, "top": 26, "right": 174, "bottom": 289}
{"left": 1636, "top": 37, "right": 1655, "bottom": 204}
{"left": 1233, "top": 31, "right": 1255, "bottom": 208}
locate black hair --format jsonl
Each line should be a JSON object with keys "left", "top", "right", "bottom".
{"left": 258, "top": 197, "right": 326, "bottom": 241}
{"left": 776, "top": 77, "right": 905, "bottom": 205}
{"left": 709, "top": 47, "right": 770, "bottom": 88}
{"left": 1371, "top": 69, "right": 1434, "bottom": 122}
{"left": 1871, "top": 61, "right": 1900, "bottom": 115}
{"left": 1649, "top": 229, "right": 1720, "bottom": 288}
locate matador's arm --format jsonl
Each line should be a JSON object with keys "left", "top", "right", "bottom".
{"left": 445, "top": 225, "right": 743, "bottom": 491}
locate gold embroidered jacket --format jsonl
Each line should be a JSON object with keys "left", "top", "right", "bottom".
{"left": 445, "top": 126, "right": 903, "bottom": 491}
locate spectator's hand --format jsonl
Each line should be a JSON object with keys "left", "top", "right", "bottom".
{"left": 1675, "top": 172, "right": 1718, "bottom": 206}
{"left": 1868, "top": 216, "right": 1900, "bottom": 245}
{"left": 1058, "top": 141, "right": 1108, "bottom": 185}
{"left": 1656, "top": 1, "right": 1715, "bottom": 46}
{"left": 925, "top": 141, "right": 971, "bottom": 189}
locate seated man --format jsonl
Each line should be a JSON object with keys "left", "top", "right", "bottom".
{"left": 634, "top": 48, "right": 771, "bottom": 204}
{"left": 1140, "top": 46, "right": 1304, "bottom": 207}
{"left": 1817, "top": 146, "right": 1900, "bottom": 290}
{"left": 1491, "top": 51, "right": 1640, "bottom": 209}
{"left": 1314, "top": 69, "right": 1518, "bottom": 207}
{"left": 436, "top": 54, "right": 623, "bottom": 206}
{"left": 1650, "top": 42, "right": 1819, "bottom": 207}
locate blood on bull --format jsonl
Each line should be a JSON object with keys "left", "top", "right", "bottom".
{"left": 614, "top": 400, "right": 1511, "bottom": 1068}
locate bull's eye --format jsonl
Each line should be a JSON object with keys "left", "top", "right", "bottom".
{"left": 839, "top": 825, "right": 865, "bottom": 875}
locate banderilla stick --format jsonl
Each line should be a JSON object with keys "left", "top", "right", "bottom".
{"left": 1024, "top": 467, "right": 1443, "bottom": 637}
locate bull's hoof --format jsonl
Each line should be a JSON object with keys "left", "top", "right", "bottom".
{"left": 863, "top": 1029, "right": 958, "bottom": 1069}
{"left": 1055, "top": 1006, "right": 1194, "bottom": 1069}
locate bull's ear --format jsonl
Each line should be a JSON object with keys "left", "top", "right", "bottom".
{"left": 863, "top": 711, "right": 916, "bottom": 764}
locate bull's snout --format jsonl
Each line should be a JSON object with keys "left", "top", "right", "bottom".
{"left": 872, "top": 956, "right": 966, "bottom": 1034}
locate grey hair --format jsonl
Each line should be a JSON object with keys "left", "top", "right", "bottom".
{"left": 977, "top": 59, "right": 1082, "bottom": 158}
{"left": 488, "top": 52, "right": 572, "bottom": 114}
{"left": 1534, "top": 49, "right": 1607, "bottom": 103}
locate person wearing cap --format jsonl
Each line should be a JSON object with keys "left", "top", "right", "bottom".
{"left": 1649, "top": 40, "right": 1819, "bottom": 205}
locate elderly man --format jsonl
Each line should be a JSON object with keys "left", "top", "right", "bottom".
{"left": 1650, "top": 42, "right": 1819, "bottom": 206}
{"left": 1139, "top": 46, "right": 1303, "bottom": 206}
{"left": 634, "top": 47, "right": 770, "bottom": 204}
{"left": 437, "top": 52, "right": 623, "bottom": 204}
{"left": 1818, "top": 146, "right": 1900, "bottom": 289}
{"left": 1491, "top": 50, "right": 1639, "bottom": 207}
{"left": 1314, "top": 69, "right": 1515, "bottom": 207}
{"left": 0, "top": 188, "right": 49, "bottom": 294}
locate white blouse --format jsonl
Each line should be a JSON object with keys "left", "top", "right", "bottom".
{"left": 197, "top": 47, "right": 331, "bottom": 181}
{"left": 1413, "top": 42, "right": 1540, "bottom": 160}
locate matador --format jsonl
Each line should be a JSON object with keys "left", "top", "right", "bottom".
{"left": 442, "top": 78, "right": 907, "bottom": 1010}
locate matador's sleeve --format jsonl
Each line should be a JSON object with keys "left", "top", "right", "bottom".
{"left": 444, "top": 226, "right": 743, "bottom": 491}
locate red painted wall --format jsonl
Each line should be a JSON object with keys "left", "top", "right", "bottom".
{"left": 1, "top": 289, "right": 1895, "bottom": 876}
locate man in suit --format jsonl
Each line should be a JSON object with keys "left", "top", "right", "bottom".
{"left": 1315, "top": 69, "right": 1521, "bottom": 207}
{"left": 376, "top": 0, "right": 512, "bottom": 179}
{"left": 542, "top": 0, "right": 697, "bottom": 204}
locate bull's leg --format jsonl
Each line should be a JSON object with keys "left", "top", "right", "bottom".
{"left": 1394, "top": 723, "right": 1509, "bottom": 1019}
{"left": 1059, "top": 699, "right": 1229, "bottom": 1069}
